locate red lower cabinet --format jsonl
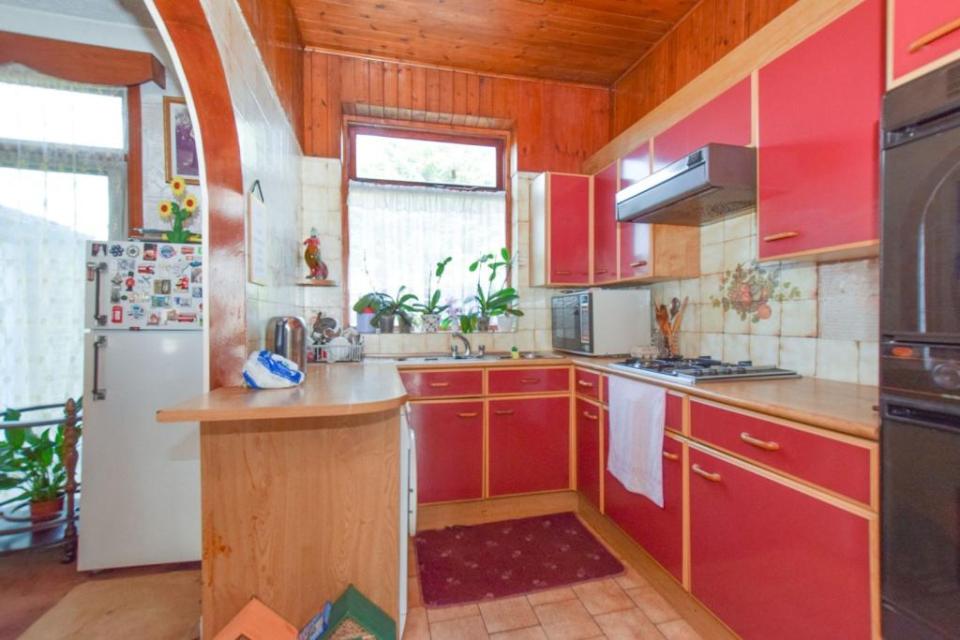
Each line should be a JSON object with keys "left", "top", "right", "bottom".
{"left": 489, "top": 397, "right": 570, "bottom": 496}
{"left": 575, "top": 400, "right": 602, "bottom": 508}
{"left": 604, "top": 424, "right": 683, "bottom": 581}
{"left": 408, "top": 401, "right": 483, "bottom": 504}
{"left": 689, "top": 447, "right": 872, "bottom": 640}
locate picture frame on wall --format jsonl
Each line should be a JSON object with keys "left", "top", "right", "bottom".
{"left": 163, "top": 96, "right": 200, "bottom": 185}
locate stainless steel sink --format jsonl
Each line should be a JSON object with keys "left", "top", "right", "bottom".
{"left": 372, "top": 351, "right": 566, "bottom": 364}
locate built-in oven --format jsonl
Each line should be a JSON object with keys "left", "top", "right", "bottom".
{"left": 881, "top": 58, "right": 960, "bottom": 639}
{"left": 550, "top": 288, "right": 650, "bottom": 356}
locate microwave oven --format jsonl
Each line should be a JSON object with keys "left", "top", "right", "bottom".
{"left": 551, "top": 288, "right": 651, "bottom": 356}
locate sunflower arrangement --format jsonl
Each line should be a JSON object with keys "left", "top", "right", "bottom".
{"left": 159, "top": 176, "right": 199, "bottom": 243}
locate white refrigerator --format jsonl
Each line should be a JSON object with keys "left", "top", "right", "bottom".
{"left": 79, "top": 240, "right": 202, "bottom": 571}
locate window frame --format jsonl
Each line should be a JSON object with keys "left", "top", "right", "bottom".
{"left": 341, "top": 117, "right": 513, "bottom": 328}
{"left": 347, "top": 123, "right": 506, "bottom": 192}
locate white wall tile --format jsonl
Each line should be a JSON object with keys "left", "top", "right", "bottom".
{"left": 779, "top": 337, "right": 817, "bottom": 377}
{"left": 780, "top": 299, "right": 818, "bottom": 337}
{"left": 723, "top": 333, "right": 750, "bottom": 363}
{"left": 815, "top": 339, "right": 860, "bottom": 383}
{"left": 858, "top": 342, "right": 879, "bottom": 386}
{"left": 749, "top": 335, "right": 780, "bottom": 366}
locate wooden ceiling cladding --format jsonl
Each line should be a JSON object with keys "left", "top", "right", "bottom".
{"left": 612, "top": 0, "right": 800, "bottom": 135}
{"left": 290, "top": 0, "right": 700, "bottom": 85}
{"left": 304, "top": 51, "right": 610, "bottom": 173}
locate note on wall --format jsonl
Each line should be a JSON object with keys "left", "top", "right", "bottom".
{"left": 247, "top": 192, "right": 268, "bottom": 285}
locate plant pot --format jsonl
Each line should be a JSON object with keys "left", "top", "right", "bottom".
{"left": 421, "top": 313, "right": 441, "bottom": 333}
{"left": 356, "top": 311, "right": 376, "bottom": 334}
{"left": 398, "top": 316, "right": 413, "bottom": 333}
{"left": 497, "top": 315, "right": 516, "bottom": 332}
{"left": 30, "top": 495, "right": 64, "bottom": 522}
{"left": 476, "top": 315, "right": 491, "bottom": 332}
{"left": 378, "top": 314, "right": 396, "bottom": 334}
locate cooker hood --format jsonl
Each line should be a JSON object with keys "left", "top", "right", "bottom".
{"left": 616, "top": 143, "right": 756, "bottom": 226}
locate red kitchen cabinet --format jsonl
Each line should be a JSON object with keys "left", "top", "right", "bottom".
{"left": 575, "top": 399, "right": 602, "bottom": 509}
{"left": 689, "top": 447, "right": 872, "bottom": 640}
{"left": 531, "top": 172, "right": 591, "bottom": 286}
{"left": 408, "top": 401, "right": 484, "bottom": 504}
{"left": 488, "top": 367, "right": 570, "bottom": 395}
{"left": 489, "top": 396, "right": 570, "bottom": 496}
{"left": 890, "top": 0, "right": 960, "bottom": 86}
{"left": 593, "top": 162, "right": 619, "bottom": 283}
{"left": 652, "top": 77, "right": 752, "bottom": 170}
{"left": 619, "top": 140, "right": 652, "bottom": 189}
{"left": 604, "top": 421, "right": 684, "bottom": 582}
{"left": 400, "top": 369, "right": 483, "bottom": 398}
{"left": 758, "top": 0, "right": 883, "bottom": 261}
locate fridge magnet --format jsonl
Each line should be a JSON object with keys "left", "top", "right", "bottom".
{"left": 303, "top": 228, "right": 329, "bottom": 280}
{"left": 137, "top": 265, "right": 155, "bottom": 275}
{"left": 91, "top": 242, "right": 107, "bottom": 257}
{"left": 166, "top": 309, "right": 178, "bottom": 323}
{"left": 111, "top": 305, "right": 123, "bottom": 323}
{"left": 163, "top": 96, "right": 200, "bottom": 184}
{"left": 119, "top": 258, "right": 136, "bottom": 272}
{"left": 177, "top": 312, "right": 197, "bottom": 323}
{"left": 154, "top": 279, "right": 172, "bottom": 295}
{"left": 110, "top": 244, "right": 124, "bottom": 257}
{"left": 111, "top": 271, "right": 123, "bottom": 286}
{"left": 125, "top": 273, "right": 135, "bottom": 292}
{"left": 160, "top": 245, "right": 176, "bottom": 259}
{"left": 143, "top": 243, "right": 157, "bottom": 261}
{"left": 181, "top": 246, "right": 195, "bottom": 256}
{"left": 110, "top": 287, "right": 121, "bottom": 303}
{"left": 152, "top": 295, "right": 170, "bottom": 308}
{"left": 176, "top": 276, "right": 189, "bottom": 291}
{"left": 191, "top": 267, "right": 202, "bottom": 284}
{"left": 174, "top": 296, "right": 193, "bottom": 308}
{"left": 192, "top": 287, "right": 202, "bottom": 298}
{"left": 147, "top": 312, "right": 161, "bottom": 326}
{"left": 125, "top": 244, "right": 140, "bottom": 258}
{"left": 128, "top": 305, "right": 145, "bottom": 321}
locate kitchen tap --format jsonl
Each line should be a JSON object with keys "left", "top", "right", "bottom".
{"left": 451, "top": 333, "right": 472, "bottom": 358}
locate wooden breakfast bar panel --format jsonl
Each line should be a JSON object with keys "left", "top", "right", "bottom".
{"left": 198, "top": 411, "right": 400, "bottom": 637}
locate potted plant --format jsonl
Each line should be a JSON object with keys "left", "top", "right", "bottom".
{"left": 0, "top": 418, "right": 78, "bottom": 522}
{"left": 468, "top": 247, "right": 524, "bottom": 332}
{"left": 158, "top": 176, "right": 199, "bottom": 243}
{"left": 373, "top": 287, "right": 419, "bottom": 334}
{"left": 412, "top": 257, "right": 452, "bottom": 333}
{"left": 352, "top": 292, "right": 386, "bottom": 334}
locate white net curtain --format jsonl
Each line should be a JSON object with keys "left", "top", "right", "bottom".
{"left": 347, "top": 180, "right": 507, "bottom": 321}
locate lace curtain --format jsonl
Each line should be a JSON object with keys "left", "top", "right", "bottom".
{"left": 347, "top": 181, "right": 507, "bottom": 319}
{"left": 0, "top": 64, "right": 126, "bottom": 409}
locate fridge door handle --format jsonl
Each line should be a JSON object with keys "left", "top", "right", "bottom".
{"left": 87, "top": 262, "right": 108, "bottom": 326}
{"left": 92, "top": 336, "right": 107, "bottom": 400}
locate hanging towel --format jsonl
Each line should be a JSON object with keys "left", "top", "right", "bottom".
{"left": 607, "top": 376, "right": 667, "bottom": 507}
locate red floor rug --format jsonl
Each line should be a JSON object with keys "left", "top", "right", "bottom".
{"left": 414, "top": 511, "right": 623, "bottom": 606}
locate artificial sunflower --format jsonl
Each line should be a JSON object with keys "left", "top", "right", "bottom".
{"left": 182, "top": 194, "right": 198, "bottom": 213}
{"left": 158, "top": 200, "right": 173, "bottom": 221}
{"left": 170, "top": 176, "right": 186, "bottom": 196}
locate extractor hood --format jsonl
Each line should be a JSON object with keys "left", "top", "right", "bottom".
{"left": 616, "top": 143, "right": 756, "bottom": 226}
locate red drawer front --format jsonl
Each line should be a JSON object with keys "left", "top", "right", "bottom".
{"left": 892, "top": 0, "right": 960, "bottom": 81}
{"left": 690, "top": 448, "right": 871, "bottom": 640}
{"left": 665, "top": 393, "right": 683, "bottom": 430}
{"left": 489, "top": 397, "right": 570, "bottom": 496}
{"left": 574, "top": 368, "right": 600, "bottom": 400}
{"left": 576, "top": 400, "right": 602, "bottom": 509}
{"left": 690, "top": 401, "right": 872, "bottom": 504}
{"left": 604, "top": 426, "right": 683, "bottom": 581}
{"left": 488, "top": 367, "right": 569, "bottom": 395}
{"left": 400, "top": 369, "right": 483, "bottom": 398}
{"left": 408, "top": 401, "right": 483, "bottom": 504}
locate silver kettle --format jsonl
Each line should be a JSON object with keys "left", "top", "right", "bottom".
{"left": 265, "top": 316, "right": 308, "bottom": 376}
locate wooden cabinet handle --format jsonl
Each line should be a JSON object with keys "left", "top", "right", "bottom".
{"left": 910, "top": 17, "right": 960, "bottom": 53}
{"left": 555, "top": 270, "right": 572, "bottom": 275}
{"left": 520, "top": 377, "right": 540, "bottom": 384}
{"left": 428, "top": 381, "right": 450, "bottom": 388}
{"left": 740, "top": 432, "right": 781, "bottom": 451}
{"left": 577, "top": 379, "right": 595, "bottom": 388}
{"left": 581, "top": 410, "right": 598, "bottom": 420}
{"left": 662, "top": 451, "right": 679, "bottom": 462}
{"left": 762, "top": 231, "right": 799, "bottom": 242}
{"left": 595, "top": 268, "right": 609, "bottom": 274}
{"left": 494, "top": 409, "right": 515, "bottom": 416}
{"left": 629, "top": 260, "right": 648, "bottom": 268}
{"left": 692, "top": 463, "right": 722, "bottom": 483}
{"left": 457, "top": 412, "right": 478, "bottom": 418}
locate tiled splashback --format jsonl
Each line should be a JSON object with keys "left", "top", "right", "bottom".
{"left": 300, "top": 164, "right": 553, "bottom": 355}
{"left": 301, "top": 161, "right": 878, "bottom": 386}
{"left": 648, "top": 213, "right": 879, "bottom": 386}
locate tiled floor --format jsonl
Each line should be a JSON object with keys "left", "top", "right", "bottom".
{"left": 405, "top": 524, "right": 705, "bottom": 640}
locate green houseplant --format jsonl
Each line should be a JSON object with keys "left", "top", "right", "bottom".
{"left": 412, "top": 257, "right": 452, "bottom": 333}
{"left": 0, "top": 412, "right": 79, "bottom": 521}
{"left": 352, "top": 292, "right": 387, "bottom": 334}
{"left": 373, "top": 287, "right": 419, "bottom": 334}
{"left": 468, "top": 247, "right": 524, "bottom": 332}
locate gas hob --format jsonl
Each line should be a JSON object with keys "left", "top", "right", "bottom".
{"left": 610, "top": 356, "right": 800, "bottom": 385}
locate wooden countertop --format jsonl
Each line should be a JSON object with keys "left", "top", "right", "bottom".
{"left": 570, "top": 357, "right": 880, "bottom": 441}
{"left": 156, "top": 362, "right": 408, "bottom": 423}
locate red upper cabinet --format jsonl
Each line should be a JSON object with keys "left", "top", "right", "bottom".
{"left": 758, "top": 0, "right": 884, "bottom": 261}
{"left": 408, "top": 401, "right": 484, "bottom": 504}
{"left": 575, "top": 399, "right": 602, "bottom": 509}
{"left": 593, "top": 162, "right": 619, "bottom": 283}
{"left": 489, "top": 396, "right": 570, "bottom": 496}
{"left": 618, "top": 141, "right": 654, "bottom": 280}
{"left": 652, "top": 77, "right": 752, "bottom": 171}
{"left": 531, "top": 172, "right": 592, "bottom": 286}
{"left": 619, "top": 140, "right": 652, "bottom": 189}
{"left": 889, "top": 0, "right": 960, "bottom": 86}
{"left": 689, "top": 447, "right": 872, "bottom": 639}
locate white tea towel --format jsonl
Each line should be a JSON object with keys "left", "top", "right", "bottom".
{"left": 242, "top": 350, "right": 304, "bottom": 389}
{"left": 607, "top": 376, "right": 667, "bottom": 506}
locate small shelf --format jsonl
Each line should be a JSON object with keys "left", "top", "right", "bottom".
{"left": 297, "top": 279, "right": 337, "bottom": 287}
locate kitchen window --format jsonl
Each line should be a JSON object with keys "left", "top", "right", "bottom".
{"left": 346, "top": 125, "right": 509, "bottom": 323}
